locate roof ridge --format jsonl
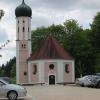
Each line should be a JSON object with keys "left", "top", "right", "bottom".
{"left": 29, "top": 36, "right": 73, "bottom": 60}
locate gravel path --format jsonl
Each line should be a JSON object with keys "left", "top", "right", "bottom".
{"left": 23, "top": 85, "right": 100, "bottom": 100}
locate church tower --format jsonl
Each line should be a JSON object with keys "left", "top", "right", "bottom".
{"left": 15, "top": 0, "right": 32, "bottom": 84}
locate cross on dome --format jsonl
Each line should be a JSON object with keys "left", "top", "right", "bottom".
{"left": 22, "top": 0, "right": 25, "bottom": 3}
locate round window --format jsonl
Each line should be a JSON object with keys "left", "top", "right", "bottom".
{"left": 49, "top": 64, "right": 54, "bottom": 70}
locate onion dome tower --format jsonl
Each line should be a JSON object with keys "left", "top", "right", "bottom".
{"left": 15, "top": 0, "right": 32, "bottom": 17}
{"left": 15, "top": 0, "right": 32, "bottom": 84}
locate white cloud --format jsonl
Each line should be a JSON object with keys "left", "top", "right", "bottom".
{"left": 80, "top": 0, "right": 100, "bottom": 10}
{"left": 0, "top": 41, "right": 16, "bottom": 65}
{"left": 0, "top": 27, "right": 8, "bottom": 42}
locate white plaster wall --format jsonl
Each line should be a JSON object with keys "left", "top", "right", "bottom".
{"left": 63, "top": 60, "right": 75, "bottom": 82}
{"left": 16, "top": 17, "right": 31, "bottom": 40}
{"left": 16, "top": 41, "right": 19, "bottom": 84}
{"left": 16, "top": 17, "right": 32, "bottom": 84}
{"left": 28, "top": 61, "right": 31, "bottom": 84}
{"left": 57, "top": 61, "right": 64, "bottom": 83}
{"left": 29, "top": 59, "right": 75, "bottom": 84}
{"left": 28, "top": 40, "right": 32, "bottom": 57}
{"left": 38, "top": 61, "right": 44, "bottom": 83}
{"left": 72, "top": 60, "right": 75, "bottom": 82}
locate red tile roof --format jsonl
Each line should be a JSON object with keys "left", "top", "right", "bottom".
{"left": 29, "top": 36, "right": 73, "bottom": 60}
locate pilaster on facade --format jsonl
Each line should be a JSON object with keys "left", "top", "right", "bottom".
{"left": 28, "top": 62, "right": 31, "bottom": 84}
{"left": 72, "top": 60, "right": 75, "bottom": 82}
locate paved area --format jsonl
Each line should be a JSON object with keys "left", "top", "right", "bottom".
{"left": 23, "top": 85, "right": 100, "bottom": 100}
{"left": 2, "top": 85, "right": 100, "bottom": 100}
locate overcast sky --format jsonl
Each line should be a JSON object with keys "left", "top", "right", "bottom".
{"left": 0, "top": 0, "right": 100, "bottom": 65}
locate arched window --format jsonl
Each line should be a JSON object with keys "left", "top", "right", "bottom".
{"left": 18, "top": 27, "right": 19, "bottom": 33}
{"left": 22, "top": 44, "right": 26, "bottom": 48}
{"left": 24, "top": 44, "right": 26, "bottom": 48}
{"left": 23, "top": 20, "right": 25, "bottom": 23}
{"left": 23, "top": 27, "right": 25, "bottom": 32}
{"left": 65, "top": 64, "right": 69, "bottom": 73}
{"left": 18, "top": 20, "right": 19, "bottom": 23}
{"left": 28, "top": 27, "right": 29, "bottom": 32}
{"left": 22, "top": 44, "right": 24, "bottom": 48}
{"left": 49, "top": 64, "right": 54, "bottom": 70}
{"left": 33, "top": 65, "right": 37, "bottom": 74}
{"left": 24, "top": 71, "right": 27, "bottom": 76}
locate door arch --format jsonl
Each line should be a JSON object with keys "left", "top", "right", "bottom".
{"left": 49, "top": 75, "right": 55, "bottom": 85}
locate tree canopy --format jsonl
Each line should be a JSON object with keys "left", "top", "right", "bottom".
{"left": 1, "top": 12, "right": 100, "bottom": 80}
{"left": 0, "top": 9, "right": 4, "bottom": 20}
{"left": 90, "top": 12, "right": 100, "bottom": 52}
{"left": 31, "top": 19, "right": 97, "bottom": 77}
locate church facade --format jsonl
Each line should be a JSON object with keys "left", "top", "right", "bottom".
{"left": 15, "top": 0, "right": 75, "bottom": 85}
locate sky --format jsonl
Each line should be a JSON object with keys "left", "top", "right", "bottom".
{"left": 0, "top": 0, "right": 100, "bottom": 65}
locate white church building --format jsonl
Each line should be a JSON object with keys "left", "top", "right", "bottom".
{"left": 15, "top": 0, "right": 75, "bottom": 85}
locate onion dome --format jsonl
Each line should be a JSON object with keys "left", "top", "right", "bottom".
{"left": 15, "top": 0, "right": 32, "bottom": 17}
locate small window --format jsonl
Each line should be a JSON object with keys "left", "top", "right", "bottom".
{"left": 23, "top": 27, "right": 25, "bottom": 32}
{"left": 18, "top": 27, "right": 19, "bottom": 33}
{"left": 49, "top": 64, "right": 54, "bottom": 70}
{"left": 18, "top": 20, "right": 19, "bottom": 23}
{"left": 33, "top": 65, "right": 37, "bottom": 74}
{"left": 22, "top": 44, "right": 24, "bottom": 48}
{"left": 24, "top": 44, "right": 26, "bottom": 48}
{"left": 24, "top": 71, "right": 27, "bottom": 76}
{"left": 28, "top": 27, "right": 29, "bottom": 32}
{"left": 65, "top": 64, "right": 69, "bottom": 73}
{"left": 23, "top": 20, "right": 25, "bottom": 23}
{"left": 22, "top": 44, "right": 26, "bottom": 48}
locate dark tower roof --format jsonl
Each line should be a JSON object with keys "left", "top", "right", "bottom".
{"left": 15, "top": 0, "right": 32, "bottom": 17}
{"left": 29, "top": 36, "right": 73, "bottom": 61}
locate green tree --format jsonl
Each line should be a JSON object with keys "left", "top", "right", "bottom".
{"left": 63, "top": 20, "right": 96, "bottom": 77}
{"left": 90, "top": 12, "right": 100, "bottom": 52}
{"left": 0, "top": 9, "right": 4, "bottom": 20}
{"left": 4, "top": 57, "right": 16, "bottom": 77}
{"left": 10, "top": 63, "right": 16, "bottom": 83}
{"left": 66, "top": 32, "right": 96, "bottom": 77}
{"left": 95, "top": 54, "right": 100, "bottom": 72}
{"left": 31, "top": 19, "right": 97, "bottom": 77}
{"left": 11, "top": 63, "right": 16, "bottom": 77}
{"left": 64, "top": 19, "right": 82, "bottom": 35}
{"left": 0, "top": 67, "right": 4, "bottom": 76}
{"left": 31, "top": 24, "right": 65, "bottom": 51}
{"left": 90, "top": 12, "right": 100, "bottom": 72}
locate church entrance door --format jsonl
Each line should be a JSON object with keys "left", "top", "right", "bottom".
{"left": 49, "top": 75, "right": 55, "bottom": 85}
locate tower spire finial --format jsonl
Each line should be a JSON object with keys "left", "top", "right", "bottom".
{"left": 22, "top": 0, "right": 25, "bottom": 3}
